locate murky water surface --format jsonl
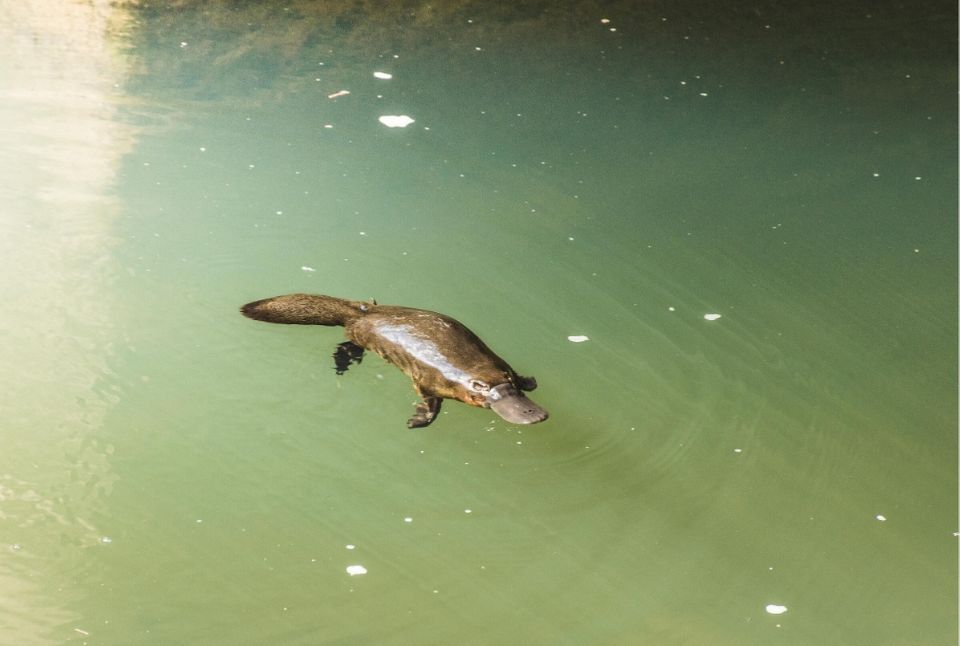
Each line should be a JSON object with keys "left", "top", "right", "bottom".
{"left": 1, "top": 2, "right": 956, "bottom": 644}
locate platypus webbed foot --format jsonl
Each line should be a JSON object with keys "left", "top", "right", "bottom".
{"left": 407, "top": 397, "right": 442, "bottom": 428}
{"left": 333, "top": 341, "right": 364, "bottom": 375}
{"left": 516, "top": 375, "right": 538, "bottom": 392}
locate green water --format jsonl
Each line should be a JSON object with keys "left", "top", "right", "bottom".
{"left": 1, "top": 2, "right": 956, "bottom": 644}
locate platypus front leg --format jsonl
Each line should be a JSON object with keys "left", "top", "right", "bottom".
{"left": 333, "top": 341, "right": 364, "bottom": 375}
{"left": 407, "top": 396, "right": 442, "bottom": 428}
{"left": 516, "top": 375, "right": 538, "bottom": 391}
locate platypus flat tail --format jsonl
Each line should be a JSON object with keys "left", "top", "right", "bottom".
{"left": 240, "top": 293, "right": 367, "bottom": 326}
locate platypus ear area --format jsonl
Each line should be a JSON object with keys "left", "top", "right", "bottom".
{"left": 516, "top": 375, "right": 538, "bottom": 392}
{"left": 469, "top": 380, "right": 491, "bottom": 393}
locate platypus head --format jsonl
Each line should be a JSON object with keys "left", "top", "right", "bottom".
{"left": 485, "top": 383, "right": 549, "bottom": 424}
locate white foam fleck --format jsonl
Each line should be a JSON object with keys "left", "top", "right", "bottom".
{"left": 346, "top": 544, "right": 356, "bottom": 550}
{"left": 378, "top": 115, "right": 415, "bottom": 128}
{"left": 373, "top": 71, "right": 393, "bottom": 79}
{"left": 568, "top": 335, "right": 590, "bottom": 343}
{"left": 876, "top": 514, "right": 887, "bottom": 521}
{"left": 346, "top": 564, "right": 367, "bottom": 576}
{"left": 765, "top": 604, "right": 788, "bottom": 615}
{"left": 301, "top": 266, "right": 316, "bottom": 272}
{"left": 403, "top": 517, "right": 413, "bottom": 523}
{"left": 703, "top": 313, "right": 722, "bottom": 321}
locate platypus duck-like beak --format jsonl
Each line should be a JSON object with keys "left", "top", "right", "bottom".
{"left": 486, "top": 383, "right": 549, "bottom": 424}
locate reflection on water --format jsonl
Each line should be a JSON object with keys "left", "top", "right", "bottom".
{"left": 1, "top": 1, "right": 956, "bottom": 644}
{"left": 0, "top": 1, "right": 136, "bottom": 641}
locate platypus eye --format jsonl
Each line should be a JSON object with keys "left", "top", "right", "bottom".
{"left": 469, "top": 380, "right": 490, "bottom": 393}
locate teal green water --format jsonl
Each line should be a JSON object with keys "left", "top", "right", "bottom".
{"left": 1, "top": 2, "right": 956, "bottom": 644}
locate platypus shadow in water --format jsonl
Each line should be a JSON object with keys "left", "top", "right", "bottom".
{"left": 240, "top": 293, "right": 549, "bottom": 428}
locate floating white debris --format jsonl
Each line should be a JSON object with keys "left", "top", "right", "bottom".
{"left": 703, "top": 313, "right": 722, "bottom": 321}
{"left": 100, "top": 536, "right": 112, "bottom": 544}
{"left": 327, "top": 89, "right": 350, "bottom": 99}
{"left": 345, "top": 544, "right": 356, "bottom": 550}
{"left": 345, "top": 564, "right": 367, "bottom": 576}
{"left": 373, "top": 72, "right": 393, "bottom": 80}
{"left": 765, "top": 604, "right": 788, "bottom": 615}
{"left": 567, "top": 335, "right": 590, "bottom": 343}
{"left": 301, "top": 266, "right": 316, "bottom": 272}
{"left": 403, "top": 517, "right": 413, "bottom": 523}
{"left": 876, "top": 514, "right": 887, "bottom": 522}
{"left": 379, "top": 115, "right": 415, "bottom": 128}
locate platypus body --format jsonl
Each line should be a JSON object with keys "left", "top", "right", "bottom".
{"left": 240, "top": 294, "right": 548, "bottom": 428}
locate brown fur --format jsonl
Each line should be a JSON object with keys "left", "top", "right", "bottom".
{"left": 241, "top": 293, "right": 546, "bottom": 427}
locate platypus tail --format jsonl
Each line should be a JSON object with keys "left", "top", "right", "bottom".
{"left": 240, "top": 293, "right": 368, "bottom": 326}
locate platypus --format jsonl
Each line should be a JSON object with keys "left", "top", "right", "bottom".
{"left": 240, "top": 293, "right": 549, "bottom": 428}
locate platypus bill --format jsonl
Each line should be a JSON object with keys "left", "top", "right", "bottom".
{"left": 240, "top": 293, "right": 549, "bottom": 428}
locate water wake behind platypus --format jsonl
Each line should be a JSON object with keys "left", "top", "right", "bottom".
{"left": 240, "top": 293, "right": 549, "bottom": 428}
